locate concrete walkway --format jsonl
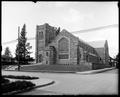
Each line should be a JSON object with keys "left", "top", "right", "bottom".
{"left": 29, "top": 78, "right": 55, "bottom": 89}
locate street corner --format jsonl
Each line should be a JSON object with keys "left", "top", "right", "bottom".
{"left": 30, "top": 78, "right": 55, "bottom": 89}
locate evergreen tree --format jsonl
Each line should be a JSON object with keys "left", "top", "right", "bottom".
{"left": 3, "top": 47, "right": 12, "bottom": 58}
{"left": 15, "top": 24, "right": 32, "bottom": 64}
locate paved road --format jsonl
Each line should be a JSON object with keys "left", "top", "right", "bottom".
{"left": 2, "top": 69, "right": 118, "bottom": 95}
{"left": 101, "top": 69, "right": 118, "bottom": 74}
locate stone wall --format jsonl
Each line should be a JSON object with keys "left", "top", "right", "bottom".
{"left": 45, "top": 24, "right": 57, "bottom": 46}
{"left": 36, "top": 24, "right": 46, "bottom": 63}
{"left": 46, "top": 29, "right": 79, "bottom": 65}
{"left": 58, "top": 30, "right": 79, "bottom": 65}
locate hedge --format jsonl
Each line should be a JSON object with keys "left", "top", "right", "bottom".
{"left": 2, "top": 80, "right": 35, "bottom": 94}
{"left": 1, "top": 77, "right": 10, "bottom": 85}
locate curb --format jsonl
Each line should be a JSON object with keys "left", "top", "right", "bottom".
{"left": 76, "top": 67, "right": 116, "bottom": 74}
{"left": 21, "top": 70, "right": 76, "bottom": 73}
{"left": 2, "top": 81, "right": 55, "bottom": 95}
{"left": 3, "top": 67, "right": 116, "bottom": 74}
{"left": 3, "top": 69, "right": 76, "bottom": 73}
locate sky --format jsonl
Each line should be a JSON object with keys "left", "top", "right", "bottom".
{"left": 2, "top": 1, "right": 118, "bottom": 58}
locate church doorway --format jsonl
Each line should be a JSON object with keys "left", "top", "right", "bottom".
{"left": 49, "top": 46, "right": 57, "bottom": 65}
{"left": 38, "top": 54, "right": 43, "bottom": 63}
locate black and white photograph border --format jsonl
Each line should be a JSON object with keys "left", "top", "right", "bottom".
{"left": 1, "top": 1, "right": 119, "bottom": 95}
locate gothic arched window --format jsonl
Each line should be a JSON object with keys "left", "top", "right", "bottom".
{"left": 58, "top": 37, "right": 69, "bottom": 53}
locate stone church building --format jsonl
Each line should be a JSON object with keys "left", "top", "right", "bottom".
{"left": 35, "top": 23, "right": 110, "bottom": 70}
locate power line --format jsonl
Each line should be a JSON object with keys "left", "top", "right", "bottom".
{"left": 2, "top": 24, "right": 118, "bottom": 45}
{"left": 71, "top": 24, "right": 118, "bottom": 33}
{"left": 2, "top": 37, "right": 35, "bottom": 45}
{"left": 2, "top": 39, "right": 18, "bottom": 45}
{"left": 28, "top": 37, "right": 35, "bottom": 40}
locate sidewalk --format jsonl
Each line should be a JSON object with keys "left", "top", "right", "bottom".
{"left": 30, "top": 78, "right": 55, "bottom": 88}
{"left": 76, "top": 67, "right": 116, "bottom": 74}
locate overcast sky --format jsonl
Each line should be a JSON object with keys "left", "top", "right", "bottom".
{"left": 2, "top": 1, "right": 118, "bottom": 58}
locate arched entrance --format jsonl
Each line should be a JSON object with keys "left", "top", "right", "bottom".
{"left": 49, "top": 46, "right": 57, "bottom": 65}
{"left": 38, "top": 54, "right": 43, "bottom": 63}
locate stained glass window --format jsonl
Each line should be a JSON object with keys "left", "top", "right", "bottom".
{"left": 58, "top": 37, "right": 69, "bottom": 53}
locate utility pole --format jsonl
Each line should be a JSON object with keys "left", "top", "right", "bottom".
{"left": 24, "top": 24, "right": 26, "bottom": 64}
{"left": 18, "top": 26, "right": 20, "bottom": 71}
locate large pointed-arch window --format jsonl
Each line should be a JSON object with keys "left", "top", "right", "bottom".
{"left": 58, "top": 37, "right": 69, "bottom": 53}
{"left": 58, "top": 37, "right": 69, "bottom": 59}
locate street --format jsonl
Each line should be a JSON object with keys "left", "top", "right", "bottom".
{"left": 2, "top": 69, "right": 118, "bottom": 95}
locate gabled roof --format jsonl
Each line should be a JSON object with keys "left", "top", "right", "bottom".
{"left": 88, "top": 40, "right": 106, "bottom": 48}
{"left": 62, "top": 29, "right": 92, "bottom": 47}
{"left": 61, "top": 29, "right": 79, "bottom": 40}
{"left": 46, "top": 29, "right": 79, "bottom": 48}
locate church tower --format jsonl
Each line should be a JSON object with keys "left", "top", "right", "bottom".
{"left": 35, "top": 23, "right": 57, "bottom": 63}
{"left": 35, "top": 24, "right": 46, "bottom": 63}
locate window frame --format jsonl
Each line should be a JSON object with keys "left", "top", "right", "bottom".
{"left": 57, "top": 36, "right": 70, "bottom": 60}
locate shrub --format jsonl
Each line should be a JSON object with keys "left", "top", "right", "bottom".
{"left": 1, "top": 77, "right": 10, "bottom": 85}
{"left": 2, "top": 80, "right": 35, "bottom": 93}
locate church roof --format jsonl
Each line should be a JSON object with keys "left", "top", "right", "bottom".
{"left": 62, "top": 29, "right": 91, "bottom": 46}
{"left": 88, "top": 40, "right": 106, "bottom": 48}
{"left": 61, "top": 29, "right": 79, "bottom": 40}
